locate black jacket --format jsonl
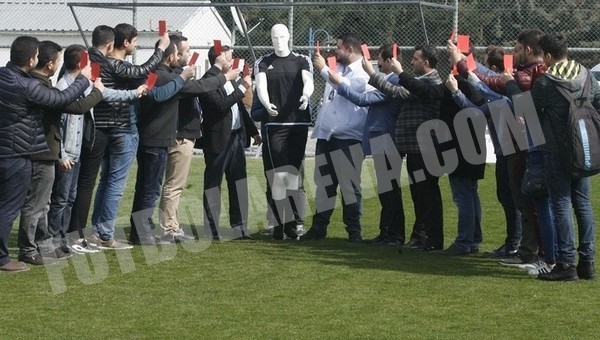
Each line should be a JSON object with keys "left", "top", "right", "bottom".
{"left": 174, "top": 66, "right": 203, "bottom": 140}
{"left": 89, "top": 47, "right": 163, "bottom": 131}
{"left": 138, "top": 64, "right": 226, "bottom": 148}
{"left": 28, "top": 71, "right": 103, "bottom": 161}
{"left": 0, "top": 62, "right": 88, "bottom": 158}
{"left": 199, "top": 66, "right": 259, "bottom": 154}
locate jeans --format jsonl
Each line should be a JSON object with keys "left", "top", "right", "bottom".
{"left": 17, "top": 160, "right": 55, "bottom": 255}
{"left": 0, "top": 157, "right": 31, "bottom": 266}
{"left": 527, "top": 150, "right": 556, "bottom": 264}
{"left": 449, "top": 175, "right": 482, "bottom": 251}
{"left": 48, "top": 161, "right": 80, "bottom": 246}
{"left": 92, "top": 132, "right": 139, "bottom": 240}
{"left": 495, "top": 155, "right": 521, "bottom": 252}
{"left": 130, "top": 145, "right": 168, "bottom": 240}
{"left": 311, "top": 138, "right": 364, "bottom": 236}
{"left": 546, "top": 152, "right": 596, "bottom": 265}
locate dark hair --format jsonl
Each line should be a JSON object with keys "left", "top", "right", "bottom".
{"left": 517, "top": 29, "right": 544, "bottom": 57}
{"left": 35, "top": 40, "right": 62, "bottom": 70}
{"left": 486, "top": 46, "right": 505, "bottom": 71}
{"left": 10, "top": 36, "right": 39, "bottom": 67}
{"left": 169, "top": 34, "right": 188, "bottom": 53}
{"left": 154, "top": 40, "right": 177, "bottom": 62}
{"left": 114, "top": 23, "right": 138, "bottom": 49}
{"left": 415, "top": 44, "right": 438, "bottom": 69}
{"left": 378, "top": 43, "right": 400, "bottom": 60}
{"left": 337, "top": 33, "right": 361, "bottom": 52}
{"left": 540, "top": 32, "right": 568, "bottom": 60}
{"left": 208, "top": 45, "right": 231, "bottom": 65}
{"left": 63, "top": 44, "right": 87, "bottom": 71}
{"left": 92, "top": 25, "right": 115, "bottom": 48}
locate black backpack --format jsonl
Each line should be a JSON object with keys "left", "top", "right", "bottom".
{"left": 554, "top": 73, "right": 600, "bottom": 178}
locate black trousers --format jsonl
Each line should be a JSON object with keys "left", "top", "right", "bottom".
{"left": 68, "top": 128, "right": 108, "bottom": 235}
{"left": 203, "top": 130, "right": 248, "bottom": 235}
{"left": 406, "top": 152, "right": 444, "bottom": 248}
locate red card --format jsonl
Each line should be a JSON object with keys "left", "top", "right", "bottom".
{"left": 360, "top": 44, "right": 371, "bottom": 60}
{"left": 188, "top": 52, "right": 199, "bottom": 66}
{"left": 232, "top": 57, "right": 240, "bottom": 70}
{"left": 451, "top": 65, "right": 458, "bottom": 76}
{"left": 243, "top": 63, "right": 250, "bottom": 77}
{"left": 392, "top": 43, "right": 398, "bottom": 59}
{"left": 158, "top": 20, "right": 166, "bottom": 36}
{"left": 90, "top": 62, "right": 100, "bottom": 81}
{"left": 327, "top": 56, "right": 337, "bottom": 71}
{"left": 213, "top": 40, "right": 222, "bottom": 54}
{"left": 457, "top": 35, "right": 470, "bottom": 54}
{"left": 316, "top": 40, "right": 320, "bottom": 54}
{"left": 466, "top": 53, "right": 476, "bottom": 71}
{"left": 146, "top": 72, "right": 158, "bottom": 90}
{"left": 449, "top": 28, "right": 457, "bottom": 43}
{"left": 504, "top": 54, "right": 513, "bottom": 73}
{"left": 80, "top": 51, "right": 88, "bottom": 69}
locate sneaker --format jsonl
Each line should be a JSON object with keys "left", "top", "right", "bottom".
{"left": 97, "top": 238, "right": 134, "bottom": 250}
{"left": 498, "top": 253, "right": 531, "bottom": 267}
{"left": 295, "top": 224, "right": 306, "bottom": 236}
{"left": 69, "top": 238, "right": 101, "bottom": 254}
{"left": 577, "top": 261, "right": 596, "bottom": 280}
{"left": 538, "top": 263, "right": 579, "bottom": 281}
{"left": 88, "top": 234, "right": 101, "bottom": 247}
{"left": 483, "top": 244, "right": 518, "bottom": 259}
{"left": 162, "top": 229, "right": 196, "bottom": 243}
{"left": 527, "top": 261, "right": 554, "bottom": 276}
{"left": 348, "top": 232, "right": 363, "bottom": 243}
{"left": 18, "top": 253, "right": 53, "bottom": 265}
{"left": 402, "top": 238, "right": 424, "bottom": 249}
{"left": 368, "top": 233, "right": 389, "bottom": 245}
{"left": 43, "top": 247, "right": 73, "bottom": 260}
{"left": 262, "top": 226, "right": 275, "bottom": 236}
{"left": 436, "top": 243, "right": 471, "bottom": 256}
{"left": 0, "top": 261, "right": 29, "bottom": 272}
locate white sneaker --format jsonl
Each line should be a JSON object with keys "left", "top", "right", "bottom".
{"left": 69, "top": 238, "right": 101, "bottom": 254}
{"left": 528, "top": 261, "right": 555, "bottom": 276}
{"left": 517, "top": 259, "right": 541, "bottom": 271}
{"left": 262, "top": 226, "right": 275, "bottom": 235}
{"left": 296, "top": 224, "right": 306, "bottom": 236}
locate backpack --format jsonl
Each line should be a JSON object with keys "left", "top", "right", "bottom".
{"left": 554, "top": 73, "right": 600, "bottom": 178}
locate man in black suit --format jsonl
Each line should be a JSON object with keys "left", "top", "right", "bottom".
{"left": 200, "top": 45, "right": 261, "bottom": 240}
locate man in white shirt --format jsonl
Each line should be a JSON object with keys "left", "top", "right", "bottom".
{"left": 301, "top": 33, "right": 373, "bottom": 242}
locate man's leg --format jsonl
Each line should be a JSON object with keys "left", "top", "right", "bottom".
{"left": 0, "top": 158, "right": 31, "bottom": 267}
{"left": 159, "top": 138, "right": 195, "bottom": 234}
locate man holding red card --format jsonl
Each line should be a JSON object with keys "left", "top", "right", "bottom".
{"left": 198, "top": 45, "right": 260, "bottom": 240}
{"left": 302, "top": 33, "right": 372, "bottom": 242}
{"left": 254, "top": 24, "right": 314, "bottom": 240}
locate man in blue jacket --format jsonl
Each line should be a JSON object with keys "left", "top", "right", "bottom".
{"left": 0, "top": 36, "right": 90, "bottom": 272}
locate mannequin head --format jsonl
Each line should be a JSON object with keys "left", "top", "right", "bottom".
{"left": 271, "top": 24, "right": 290, "bottom": 57}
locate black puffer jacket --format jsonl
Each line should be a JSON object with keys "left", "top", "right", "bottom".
{"left": 88, "top": 47, "right": 163, "bottom": 130}
{"left": 0, "top": 62, "right": 88, "bottom": 158}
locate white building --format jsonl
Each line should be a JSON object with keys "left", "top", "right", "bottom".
{"left": 0, "top": 0, "right": 233, "bottom": 76}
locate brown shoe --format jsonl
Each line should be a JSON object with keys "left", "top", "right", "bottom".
{"left": 0, "top": 261, "right": 30, "bottom": 273}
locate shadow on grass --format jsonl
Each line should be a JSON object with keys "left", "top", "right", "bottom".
{"left": 247, "top": 233, "right": 527, "bottom": 279}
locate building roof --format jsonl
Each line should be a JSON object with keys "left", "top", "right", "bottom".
{"left": 0, "top": 0, "right": 217, "bottom": 32}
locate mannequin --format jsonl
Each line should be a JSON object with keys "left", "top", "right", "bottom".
{"left": 255, "top": 24, "right": 314, "bottom": 240}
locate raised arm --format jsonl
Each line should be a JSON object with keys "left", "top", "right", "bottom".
{"left": 26, "top": 75, "right": 88, "bottom": 108}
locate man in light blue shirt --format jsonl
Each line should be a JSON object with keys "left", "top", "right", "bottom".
{"left": 301, "top": 33, "right": 373, "bottom": 242}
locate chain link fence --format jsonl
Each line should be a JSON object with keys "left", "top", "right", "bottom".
{"left": 2, "top": 0, "right": 600, "bottom": 120}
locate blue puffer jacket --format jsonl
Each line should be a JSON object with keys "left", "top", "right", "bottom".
{"left": 88, "top": 47, "right": 163, "bottom": 131}
{"left": 0, "top": 62, "right": 88, "bottom": 158}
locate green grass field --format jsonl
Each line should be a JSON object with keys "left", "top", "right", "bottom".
{"left": 1, "top": 157, "right": 599, "bottom": 339}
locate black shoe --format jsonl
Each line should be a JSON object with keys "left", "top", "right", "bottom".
{"left": 299, "top": 227, "right": 326, "bottom": 241}
{"left": 43, "top": 248, "right": 73, "bottom": 260}
{"left": 470, "top": 247, "right": 480, "bottom": 254}
{"left": 538, "top": 263, "right": 579, "bottom": 281}
{"left": 348, "top": 232, "right": 363, "bottom": 243}
{"left": 577, "top": 261, "right": 596, "bottom": 280}
{"left": 368, "top": 232, "right": 389, "bottom": 244}
{"left": 18, "top": 253, "right": 52, "bottom": 266}
{"left": 273, "top": 225, "right": 284, "bottom": 240}
{"left": 284, "top": 223, "right": 299, "bottom": 240}
{"left": 437, "top": 243, "right": 470, "bottom": 256}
